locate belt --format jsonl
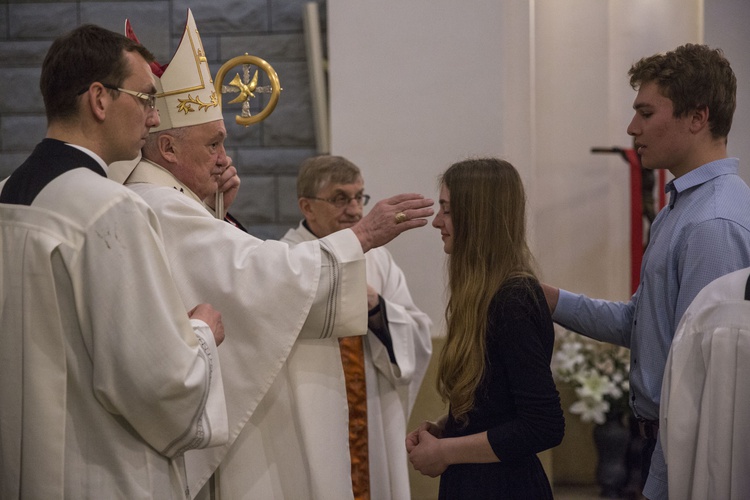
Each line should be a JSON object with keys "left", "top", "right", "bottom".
{"left": 638, "top": 418, "right": 659, "bottom": 440}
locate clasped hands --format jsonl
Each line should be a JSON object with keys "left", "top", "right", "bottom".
{"left": 405, "top": 419, "right": 448, "bottom": 477}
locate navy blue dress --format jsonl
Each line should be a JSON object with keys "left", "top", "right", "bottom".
{"left": 438, "top": 278, "right": 565, "bottom": 499}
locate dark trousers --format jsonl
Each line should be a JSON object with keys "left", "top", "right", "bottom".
{"left": 640, "top": 436, "right": 657, "bottom": 489}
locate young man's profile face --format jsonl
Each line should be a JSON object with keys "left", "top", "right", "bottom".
{"left": 627, "top": 81, "right": 695, "bottom": 177}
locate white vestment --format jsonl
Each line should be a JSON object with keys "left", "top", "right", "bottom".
{"left": 661, "top": 267, "right": 750, "bottom": 500}
{"left": 115, "top": 159, "right": 370, "bottom": 499}
{"left": 0, "top": 146, "right": 227, "bottom": 499}
{"left": 282, "top": 222, "right": 433, "bottom": 500}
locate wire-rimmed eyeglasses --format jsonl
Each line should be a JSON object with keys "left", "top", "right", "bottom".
{"left": 77, "top": 83, "right": 157, "bottom": 109}
{"left": 308, "top": 193, "right": 371, "bottom": 208}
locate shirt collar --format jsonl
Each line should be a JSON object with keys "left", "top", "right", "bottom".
{"left": 665, "top": 157, "right": 739, "bottom": 208}
{"left": 66, "top": 143, "right": 109, "bottom": 175}
{"left": 302, "top": 219, "right": 321, "bottom": 238}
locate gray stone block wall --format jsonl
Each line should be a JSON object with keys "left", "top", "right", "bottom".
{"left": 0, "top": 0, "right": 327, "bottom": 238}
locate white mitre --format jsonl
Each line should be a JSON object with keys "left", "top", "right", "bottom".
{"left": 125, "top": 9, "right": 223, "bottom": 132}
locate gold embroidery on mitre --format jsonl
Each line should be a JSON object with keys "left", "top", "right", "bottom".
{"left": 193, "top": 27, "right": 213, "bottom": 83}
{"left": 127, "top": 9, "right": 225, "bottom": 132}
{"left": 176, "top": 91, "right": 219, "bottom": 114}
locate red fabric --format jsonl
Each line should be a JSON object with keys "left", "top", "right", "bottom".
{"left": 624, "top": 149, "right": 642, "bottom": 295}
{"left": 124, "top": 19, "right": 166, "bottom": 77}
{"left": 658, "top": 169, "right": 667, "bottom": 210}
{"left": 592, "top": 147, "right": 667, "bottom": 295}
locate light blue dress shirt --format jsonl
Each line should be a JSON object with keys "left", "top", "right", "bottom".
{"left": 553, "top": 158, "right": 750, "bottom": 500}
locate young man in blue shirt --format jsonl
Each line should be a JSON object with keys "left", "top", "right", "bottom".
{"left": 543, "top": 44, "right": 750, "bottom": 500}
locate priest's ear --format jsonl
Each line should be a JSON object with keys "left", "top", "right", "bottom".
{"left": 150, "top": 131, "right": 180, "bottom": 165}
{"left": 298, "top": 197, "right": 315, "bottom": 219}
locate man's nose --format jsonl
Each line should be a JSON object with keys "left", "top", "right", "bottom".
{"left": 627, "top": 116, "right": 638, "bottom": 136}
{"left": 147, "top": 107, "right": 160, "bottom": 129}
{"left": 217, "top": 147, "right": 230, "bottom": 166}
{"left": 219, "top": 152, "right": 231, "bottom": 168}
{"left": 345, "top": 198, "right": 363, "bottom": 215}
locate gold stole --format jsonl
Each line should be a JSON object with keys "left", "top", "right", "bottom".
{"left": 339, "top": 336, "right": 370, "bottom": 500}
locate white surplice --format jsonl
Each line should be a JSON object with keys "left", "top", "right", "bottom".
{"left": 0, "top": 160, "right": 227, "bottom": 499}
{"left": 283, "top": 222, "right": 433, "bottom": 500}
{"left": 115, "top": 158, "right": 369, "bottom": 499}
{"left": 661, "top": 267, "right": 750, "bottom": 500}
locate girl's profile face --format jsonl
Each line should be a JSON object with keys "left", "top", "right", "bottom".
{"left": 432, "top": 184, "right": 453, "bottom": 254}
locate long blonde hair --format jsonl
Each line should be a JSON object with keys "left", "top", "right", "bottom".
{"left": 437, "top": 158, "right": 536, "bottom": 426}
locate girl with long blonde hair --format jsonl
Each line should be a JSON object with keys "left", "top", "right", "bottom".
{"left": 406, "top": 158, "right": 564, "bottom": 499}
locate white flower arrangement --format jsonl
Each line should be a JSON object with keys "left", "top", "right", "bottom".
{"left": 551, "top": 329, "right": 630, "bottom": 425}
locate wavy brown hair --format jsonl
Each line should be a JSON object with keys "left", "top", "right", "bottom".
{"left": 628, "top": 43, "right": 736, "bottom": 139}
{"left": 437, "top": 158, "right": 536, "bottom": 426}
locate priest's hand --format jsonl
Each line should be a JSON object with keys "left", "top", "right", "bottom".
{"left": 367, "top": 285, "right": 380, "bottom": 310}
{"left": 206, "top": 157, "right": 240, "bottom": 215}
{"left": 188, "top": 303, "right": 225, "bottom": 346}
{"left": 351, "top": 193, "right": 434, "bottom": 253}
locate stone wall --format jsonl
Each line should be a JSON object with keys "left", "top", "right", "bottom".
{"left": 0, "top": 0, "right": 325, "bottom": 238}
